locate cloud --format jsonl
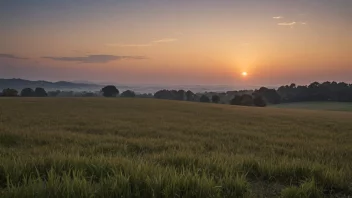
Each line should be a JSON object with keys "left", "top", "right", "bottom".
{"left": 152, "top": 38, "right": 177, "bottom": 43}
{"left": 106, "top": 43, "right": 152, "bottom": 47}
{"left": 107, "top": 38, "right": 177, "bottom": 47}
{"left": 0, "top": 54, "right": 28, "bottom": 59}
{"left": 300, "top": 22, "right": 307, "bottom": 25}
{"left": 42, "top": 55, "right": 147, "bottom": 63}
{"left": 273, "top": 16, "right": 283, "bottom": 19}
{"left": 278, "top": 22, "right": 297, "bottom": 26}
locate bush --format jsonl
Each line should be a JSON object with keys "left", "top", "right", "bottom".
{"left": 230, "top": 95, "right": 253, "bottom": 106}
{"left": 240, "top": 94, "right": 253, "bottom": 106}
{"left": 199, "top": 95, "right": 210, "bottom": 103}
{"left": 212, "top": 95, "right": 220, "bottom": 103}
{"left": 34, "top": 87, "right": 48, "bottom": 97}
{"left": 20, "top": 88, "right": 35, "bottom": 97}
{"left": 121, "top": 90, "right": 136, "bottom": 98}
{"left": 230, "top": 95, "right": 242, "bottom": 105}
{"left": 2, "top": 88, "right": 18, "bottom": 97}
{"left": 186, "top": 90, "right": 195, "bottom": 101}
{"left": 48, "top": 90, "right": 61, "bottom": 97}
{"left": 253, "top": 95, "right": 267, "bottom": 107}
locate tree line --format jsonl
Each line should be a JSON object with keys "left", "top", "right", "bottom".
{"left": 1, "top": 81, "right": 351, "bottom": 107}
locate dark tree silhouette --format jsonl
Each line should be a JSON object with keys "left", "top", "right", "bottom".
{"left": 277, "top": 81, "right": 352, "bottom": 103}
{"left": 256, "top": 87, "right": 281, "bottom": 104}
{"left": 253, "top": 95, "right": 267, "bottom": 107}
{"left": 154, "top": 89, "right": 186, "bottom": 100}
{"left": 199, "top": 95, "right": 210, "bottom": 103}
{"left": 34, "top": 87, "right": 48, "bottom": 97}
{"left": 176, "top": 90, "right": 185, "bottom": 100}
{"left": 230, "top": 95, "right": 242, "bottom": 105}
{"left": 121, "top": 90, "right": 136, "bottom": 97}
{"left": 154, "top": 90, "right": 173, "bottom": 99}
{"left": 230, "top": 94, "right": 254, "bottom": 106}
{"left": 240, "top": 94, "right": 254, "bottom": 106}
{"left": 212, "top": 95, "right": 220, "bottom": 103}
{"left": 101, "top": 85, "right": 119, "bottom": 97}
{"left": 2, "top": 88, "right": 18, "bottom": 97}
{"left": 186, "top": 90, "right": 195, "bottom": 101}
{"left": 48, "top": 90, "right": 61, "bottom": 97}
{"left": 20, "top": 88, "right": 35, "bottom": 97}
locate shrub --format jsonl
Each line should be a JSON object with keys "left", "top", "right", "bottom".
{"left": 253, "top": 95, "right": 267, "bottom": 107}
{"left": 121, "top": 90, "right": 136, "bottom": 98}
{"left": 1, "top": 88, "right": 18, "bottom": 97}
{"left": 240, "top": 94, "right": 253, "bottom": 106}
{"left": 20, "top": 88, "right": 35, "bottom": 97}
{"left": 200, "top": 95, "right": 210, "bottom": 103}
{"left": 34, "top": 87, "right": 48, "bottom": 97}
{"left": 212, "top": 95, "right": 220, "bottom": 103}
{"left": 230, "top": 95, "right": 242, "bottom": 105}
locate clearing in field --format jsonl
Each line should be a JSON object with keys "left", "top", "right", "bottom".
{"left": 0, "top": 98, "right": 351, "bottom": 197}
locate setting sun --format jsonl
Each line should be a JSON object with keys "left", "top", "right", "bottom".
{"left": 242, "top": 72, "right": 248, "bottom": 77}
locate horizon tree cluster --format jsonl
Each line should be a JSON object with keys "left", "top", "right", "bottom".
{"left": 1, "top": 82, "right": 352, "bottom": 108}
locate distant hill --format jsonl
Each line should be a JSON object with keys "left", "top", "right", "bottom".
{"left": 0, "top": 78, "right": 103, "bottom": 91}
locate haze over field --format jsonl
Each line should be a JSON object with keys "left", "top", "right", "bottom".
{"left": 1, "top": 0, "right": 351, "bottom": 87}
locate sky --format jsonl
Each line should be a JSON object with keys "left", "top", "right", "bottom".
{"left": 0, "top": 0, "right": 351, "bottom": 87}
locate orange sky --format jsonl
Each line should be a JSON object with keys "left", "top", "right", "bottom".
{"left": 1, "top": 0, "right": 351, "bottom": 86}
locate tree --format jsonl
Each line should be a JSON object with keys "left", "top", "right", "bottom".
{"left": 20, "top": 88, "right": 35, "bottom": 97}
{"left": 121, "top": 90, "right": 136, "bottom": 97}
{"left": 154, "top": 90, "right": 173, "bottom": 99}
{"left": 240, "top": 94, "right": 254, "bottom": 106}
{"left": 186, "top": 90, "right": 195, "bottom": 101}
{"left": 48, "top": 90, "right": 61, "bottom": 97}
{"left": 2, "top": 88, "right": 18, "bottom": 97}
{"left": 176, "top": 90, "right": 185, "bottom": 100}
{"left": 199, "top": 95, "right": 210, "bottom": 103}
{"left": 253, "top": 95, "right": 267, "bottom": 107}
{"left": 101, "top": 85, "right": 119, "bottom": 97}
{"left": 212, "top": 95, "right": 220, "bottom": 103}
{"left": 230, "top": 95, "right": 242, "bottom": 105}
{"left": 34, "top": 87, "right": 48, "bottom": 97}
{"left": 256, "top": 87, "right": 281, "bottom": 104}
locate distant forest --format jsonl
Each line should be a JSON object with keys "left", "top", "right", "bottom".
{"left": 0, "top": 78, "right": 101, "bottom": 91}
{"left": 1, "top": 79, "right": 352, "bottom": 107}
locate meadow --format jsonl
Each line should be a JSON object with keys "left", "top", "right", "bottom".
{"left": 0, "top": 98, "right": 351, "bottom": 197}
{"left": 272, "top": 102, "right": 352, "bottom": 112}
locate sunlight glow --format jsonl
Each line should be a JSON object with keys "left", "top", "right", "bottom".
{"left": 242, "top": 72, "right": 248, "bottom": 77}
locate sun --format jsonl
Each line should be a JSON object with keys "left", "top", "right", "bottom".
{"left": 242, "top": 72, "right": 248, "bottom": 77}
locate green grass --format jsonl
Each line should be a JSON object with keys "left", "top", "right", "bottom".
{"left": 271, "top": 101, "right": 352, "bottom": 112}
{"left": 0, "top": 98, "right": 352, "bottom": 197}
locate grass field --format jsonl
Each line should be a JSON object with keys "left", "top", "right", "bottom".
{"left": 0, "top": 98, "right": 352, "bottom": 197}
{"left": 271, "top": 102, "right": 352, "bottom": 112}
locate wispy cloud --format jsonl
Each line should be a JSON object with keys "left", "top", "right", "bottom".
{"left": 273, "top": 16, "right": 283, "bottom": 19}
{"left": 300, "top": 22, "right": 307, "bottom": 25}
{"left": 0, "top": 54, "right": 28, "bottom": 60}
{"left": 106, "top": 43, "right": 152, "bottom": 47}
{"left": 278, "top": 22, "right": 297, "bottom": 26}
{"left": 107, "top": 38, "right": 178, "bottom": 48}
{"left": 152, "top": 38, "right": 177, "bottom": 43}
{"left": 42, "top": 55, "right": 147, "bottom": 63}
